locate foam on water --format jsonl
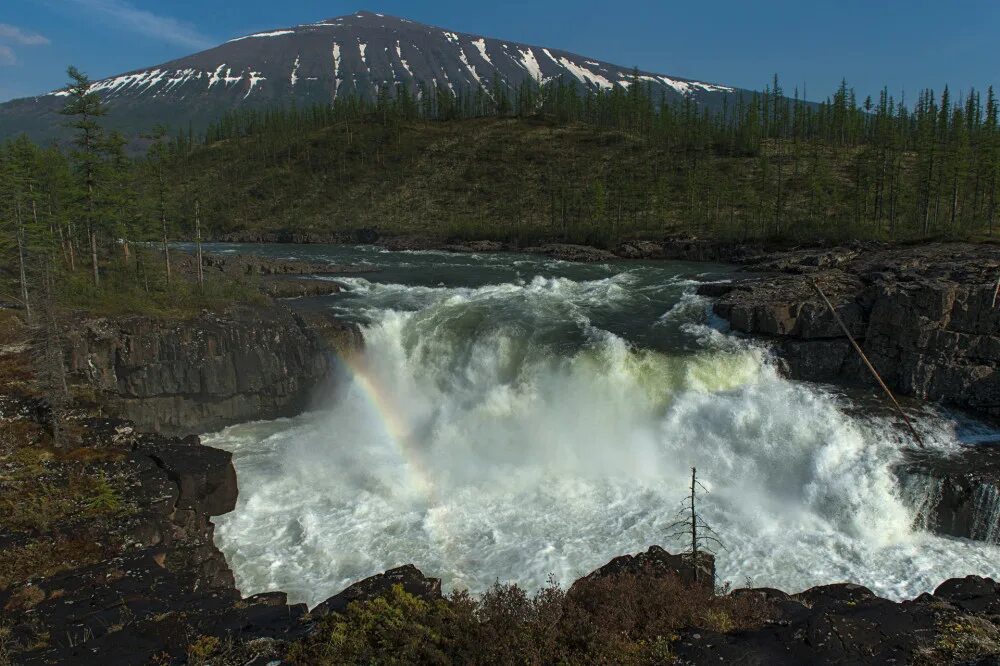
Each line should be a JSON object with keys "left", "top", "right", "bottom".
{"left": 208, "top": 264, "right": 1000, "bottom": 607}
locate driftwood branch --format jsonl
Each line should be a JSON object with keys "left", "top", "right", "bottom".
{"left": 811, "top": 280, "right": 924, "bottom": 448}
{"left": 993, "top": 274, "right": 1000, "bottom": 308}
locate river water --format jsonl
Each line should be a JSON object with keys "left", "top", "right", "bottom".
{"left": 198, "top": 244, "right": 1000, "bottom": 607}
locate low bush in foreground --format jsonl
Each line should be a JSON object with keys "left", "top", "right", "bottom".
{"left": 287, "top": 574, "right": 776, "bottom": 665}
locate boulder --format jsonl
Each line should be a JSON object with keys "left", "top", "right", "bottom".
{"left": 311, "top": 564, "right": 443, "bottom": 616}
{"left": 572, "top": 545, "right": 715, "bottom": 590}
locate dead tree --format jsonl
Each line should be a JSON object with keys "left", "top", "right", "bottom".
{"left": 161, "top": 212, "right": 171, "bottom": 286}
{"left": 666, "top": 467, "right": 723, "bottom": 586}
{"left": 194, "top": 199, "right": 204, "bottom": 288}
{"left": 15, "top": 200, "right": 31, "bottom": 324}
{"left": 812, "top": 280, "right": 924, "bottom": 447}
{"left": 31, "top": 266, "right": 69, "bottom": 447}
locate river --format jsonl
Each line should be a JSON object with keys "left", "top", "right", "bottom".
{"left": 195, "top": 243, "right": 1000, "bottom": 607}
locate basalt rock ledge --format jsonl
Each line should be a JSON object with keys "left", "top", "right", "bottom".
{"left": 63, "top": 304, "right": 361, "bottom": 436}
{"left": 701, "top": 242, "right": 1000, "bottom": 417}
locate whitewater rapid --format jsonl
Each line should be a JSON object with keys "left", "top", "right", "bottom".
{"left": 205, "top": 247, "right": 1000, "bottom": 607}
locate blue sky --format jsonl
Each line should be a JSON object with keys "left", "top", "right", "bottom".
{"left": 1, "top": 0, "right": 997, "bottom": 104}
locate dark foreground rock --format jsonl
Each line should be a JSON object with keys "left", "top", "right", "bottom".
{"left": 677, "top": 577, "right": 1000, "bottom": 665}
{"left": 703, "top": 242, "right": 1000, "bottom": 417}
{"left": 571, "top": 545, "right": 715, "bottom": 590}
{"left": 0, "top": 422, "right": 308, "bottom": 665}
{"left": 311, "top": 564, "right": 442, "bottom": 617}
{"left": 63, "top": 304, "right": 362, "bottom": 436}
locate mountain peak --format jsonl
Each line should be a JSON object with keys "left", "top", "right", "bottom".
{"left": 1, "top": 11, "right": 741, "bottom": 142}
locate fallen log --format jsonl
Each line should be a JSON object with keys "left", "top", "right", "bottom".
{"left": 811, "top": 280, "right": 924, "bottom": 448}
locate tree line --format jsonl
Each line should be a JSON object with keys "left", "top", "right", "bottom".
{"left": 3, "top": 67, "right": 999, "bottom": 319}
{"left": 193, "top": 72, "right": 1000, "bottom": 240}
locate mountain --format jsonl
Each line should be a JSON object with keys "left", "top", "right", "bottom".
{"left": 0, "top": 10, "right": 746, "bottom": 142}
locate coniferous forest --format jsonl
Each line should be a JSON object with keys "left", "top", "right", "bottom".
{"left": 2, "top": 67, "right": 1000, "bottom": 313}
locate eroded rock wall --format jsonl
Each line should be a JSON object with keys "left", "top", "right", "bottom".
{"left": 64, "top": 305, "right": 360, "bottom": 435}
{"left": 704, "top": 243, "right": 1000, "bottom": 416}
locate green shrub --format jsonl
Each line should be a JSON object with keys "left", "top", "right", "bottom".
{"left": 287, "top": 574, "right": 776, "bottom": 665}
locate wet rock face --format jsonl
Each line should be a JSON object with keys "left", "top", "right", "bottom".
{"left": 899, "top": 446, "right": 1000, "bottom": 543}
{"left": 705, "top": 243, "right": 1000, "bottom": 416}
{"left": 64, "top": 305, "right": 360, "bottom": 436}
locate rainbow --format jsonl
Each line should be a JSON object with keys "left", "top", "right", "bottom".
{"left": 335, "top": 351, "right": 438, "bottom": 501}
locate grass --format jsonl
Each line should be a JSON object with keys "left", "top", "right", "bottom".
{"left": 57, "top": 252, "right": 267, "bottom": 320}
{"left": 0, "top": 447, "right": 129, "bottom": 533}
{"left": 0, "top": 538, "right": 104, "bottom": 593}
{"left": 915, "top": 616, "right": 1000, "bottom": 665}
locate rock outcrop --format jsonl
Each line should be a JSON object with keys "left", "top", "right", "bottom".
{"left": 311, "top": 564, "right": 442, "bottom": 616}
{"left": 571, "top": 545, "right": 715, "bottom": 590}
{"left": 677, "top": 577, "right": 1000, "bottom": 664}
{"left": 899, "top": 446, "right": 1000, "bottom": 543}
{"left": 703, "top": 243, "right": 1000, "bottom": 416}
{"left": 0, "top": 421, "right": 313, "bottom": 665}
{"left": 64, "top": 305, "right": 362, "bottom": 436}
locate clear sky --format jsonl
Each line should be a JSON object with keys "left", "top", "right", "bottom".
{"left": 1, "top": 0, "right": 997, "bottom": 104}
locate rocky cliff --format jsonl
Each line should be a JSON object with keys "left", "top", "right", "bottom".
{"left": 64, "top": 304, "right": 361, "bottom": 436}
{"left": 701, "top": 242, "right": 1000, "bottom": 416}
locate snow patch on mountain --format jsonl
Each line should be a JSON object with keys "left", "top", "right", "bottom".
{"left": 472, "top": 38, "right": 493, "bottom": 67}
{"left": 518, "top": 47, "right": 542, "bottom": 81}
{"left": 229, "top": 29, "right": 295, "bottom": 43}
{"left": 457, "top": 46, "right": 484, "bottom": 88}
{"left": 244, "top": 71, "right": 265, "bottom": 98}
{"left": 396, "top": 40, "right": 414, "bottom": 78}
{"left": 554, "top": 56, "right": 614, "bottom": 90}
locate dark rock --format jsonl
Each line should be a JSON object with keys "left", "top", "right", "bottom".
{"left": 898, "top": 445, "right": 1000, "bottom": 542}
{"left": 64, "top": 304, "right": 350, "bottom": 436}
{"left": 143, "top": 442, "right": 239, "bottom": 517}
{"left": 311, "top": 564, "right": 443, "bottom": 616}
{"left": 934, "top": 576, "right": 1000, "bottom": 613}
{"left": 792, "top": 582, "right": 880, "bottom": 609}
{"left": 572, "top": 545, "right": 715, "bottom": 589}
{"left": 711, "top": 242, "right": 1000, "bottom": 417}
{"left": 294, "top": 309, "right": 366, "bottom": 359}
{"left": 675, "top": 575, "right": 999, "bottom": 665}
{"left": 522, "top": 243, "right": 618, "bottom": 263}
{"left": 0, "top": 421, "right": 310, "bottom": 666}
{"left": 262, "top": 276, "right": 344, "bottom": 299}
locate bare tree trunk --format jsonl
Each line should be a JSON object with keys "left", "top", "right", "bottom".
{"left": 813, "top": 281, "right": 924, "bottom": 446}
{"left": 162, "top": 215, "right": 171, "bottom": 285}
{"left": 690, "top": 467, "right": 698, "bottom": 583}
{"left": 90, "top": 227, "right": 99, "bottom": 287}
{"left": 15, "top": 201, "right": 31, "bottom": 323}
{"left": 88, "top": 183, "right": 99, "bottom": 287}
{"left": 57, "top": 223, "right": 69, "bottom": 268}
{"left": 195, "top": 200, "right": 204, "bottom": 287}
{"left": 34, "top": 267, "right": 69, "bottom": 447}
{"left": 66, "top": 221, "right": 76, "bottom": 272}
